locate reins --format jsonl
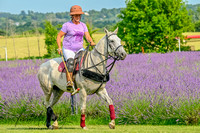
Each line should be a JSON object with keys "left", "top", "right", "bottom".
{"left": 80, "top": 33, "right": 122, "bottom": 93}
{"left": 82, "top": 33, "right": 121, "bottom": 75}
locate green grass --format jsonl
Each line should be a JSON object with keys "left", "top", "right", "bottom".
{"left": 0, "top": 124, "right": 200, "bottom": 133}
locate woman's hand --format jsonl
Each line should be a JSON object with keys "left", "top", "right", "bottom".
{"left": 84, "top": 32, "right": 96, "bottom": 46}
{"left": 57, "top": 31, "right": 66, "bottom": 55}
{"left": 57, "top": 48, "right": 63, "bottom": 56}
{"left": 90, "top": 42, "right": 96, "bottom": 46}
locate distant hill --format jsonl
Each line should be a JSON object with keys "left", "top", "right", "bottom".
{"left": 186, "top": 4, "right": 200, "bottom": 12}
{"left": 0, "top": 3, "right": 199, "bottom": 35}
{"left": 0, "top": 8, "right": 122, "bottom": 34}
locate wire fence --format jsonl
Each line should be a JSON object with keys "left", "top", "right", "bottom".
{"left": 0, "top": 36, "right": 47, "bottom": 60}
{"left": 0, "top": 33, "right": 105, "bottom": 61}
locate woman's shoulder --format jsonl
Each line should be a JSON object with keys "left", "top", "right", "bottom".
{"left": 63, "top": 21, "right": 72, "bottom": 26}
{"left": 80, "top": 21, "right": 87, "bottom": 27}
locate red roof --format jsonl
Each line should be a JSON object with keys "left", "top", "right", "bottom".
{"left": 186, "top": 35, "right": 200, "bottom": 39}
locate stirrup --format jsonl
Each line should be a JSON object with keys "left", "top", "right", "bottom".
{"left": 66, "top": 81, "right": 73, "bottom": 87}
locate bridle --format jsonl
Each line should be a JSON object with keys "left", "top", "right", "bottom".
{"left": 81, "top": 33, "right": 123, "bottom": 93}
{"left": 94, "top": 33, "right": 123, "bottom": 61}
{"left": 83, "top": 33, "right": 123, "bottom": 74}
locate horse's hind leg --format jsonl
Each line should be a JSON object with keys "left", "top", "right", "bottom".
{"left": 40, "top": 86, "right": 53, "bottom": 128}
{"left": 48, "top": 86, "right": 64, "bottom": 129}
{"left": 38, "top": 83, "right": 54, "bottom": 128}
{"left": 42, "top": 87, "right": 53, "bottom": 129}
{"left": 96, "top": 88, "right": 115, "bottom": 129}
{"left": 46, "top": 106, "right": 55, "bottom": 128}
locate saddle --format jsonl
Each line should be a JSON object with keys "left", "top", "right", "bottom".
{"left": 58, "top": 51, "right": 84, "bottom": 74}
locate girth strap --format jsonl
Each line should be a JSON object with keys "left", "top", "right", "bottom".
{"left": 81, "top": 69, "right": 109, "bottom": 82}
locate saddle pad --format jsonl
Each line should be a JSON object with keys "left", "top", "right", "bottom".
{"left": 58, "top": 61, "right": 67, "bottom": 73}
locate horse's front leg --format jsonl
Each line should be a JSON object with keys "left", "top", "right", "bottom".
{"left": 79, "top": 88, "right": 87, "bottom": 129}
{"left": 96, "top": 88, "right": 115, "bottom": 129}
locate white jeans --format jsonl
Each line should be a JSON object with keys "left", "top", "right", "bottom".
{"left": 62, "top": 48, "right": 84, "bottom": 61}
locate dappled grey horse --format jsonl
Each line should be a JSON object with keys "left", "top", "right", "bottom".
{"left": 37, "top": 28, "right": 127, "bottom": 129}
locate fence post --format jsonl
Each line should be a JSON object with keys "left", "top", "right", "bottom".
{"left": 12, "top": 37, "right": 17, "bottom": 59}
{"left": 5, "top": 47, "right": 7, "bottom": 61}
{"left": 37, "top": 36, "right": 41, "bottom": 57}
{"left": 26, "top": 34, "right": 30, "bottom": 58}
{"left": 0, "top": 46, "right": 7, "bottom": 61}
{"left": 178, "top": 38, "right": 181, "bottom": 52}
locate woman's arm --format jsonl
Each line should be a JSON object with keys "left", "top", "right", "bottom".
{"left": 57, "top": 31, "right": 66, "bottom": 54}
{"left": 84, "top": 32, "right": 95, "bottom": 46}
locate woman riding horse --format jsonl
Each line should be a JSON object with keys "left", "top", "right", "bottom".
{"left": 37, "top": 5, "right": 127, "bottom": 130}
{"left": 38, "top": 27, "right": 127, "bottom": 130}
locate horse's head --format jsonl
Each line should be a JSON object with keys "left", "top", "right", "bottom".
{"left": 104, "top": 28, "right": 127, "bottom": 60}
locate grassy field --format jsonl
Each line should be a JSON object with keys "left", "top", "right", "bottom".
{"left": 0, "top": 125, "right": 200, "bottom": 133}
{"left": 0, "top": 33, "right": 105, "bottom": 59}
{"left": 0, "top": 32, "right": 200, "bottom": 60}
{"left": 183, "top": 32, "right": 200, "bottom": 50}
{"left": 0, "top": 36, "right": 47, "bottom": 59}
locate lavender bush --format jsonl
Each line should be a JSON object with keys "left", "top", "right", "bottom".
{"left": 0, "top": 52, "right": 200, "bottom": 125}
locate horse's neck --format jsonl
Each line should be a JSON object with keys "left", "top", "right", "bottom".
{"left": 93, "top": 35, "right": 107, "bottom": 57}
{"left": 87, "top": 36, "right": 108, "bottom": 74}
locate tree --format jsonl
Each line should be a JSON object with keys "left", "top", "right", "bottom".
{"left": 194, "top": 6, "right": 200, "bottom": 31}
{"left": 117, "top": 0, "right": 193, "bottom": 54}
{"left": 0, "top": 30, "right": 6, "bottom": 36}
{"left": 44, "top": 21, "right": 58, "bottom": 57}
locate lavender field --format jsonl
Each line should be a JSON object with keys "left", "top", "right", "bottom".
{"left": 0, "top": 52, "right": 200, "bottom": 125}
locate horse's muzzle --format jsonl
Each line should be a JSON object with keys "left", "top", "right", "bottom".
{"left": 118, "top": 52, "right": 127, "bottom": 60}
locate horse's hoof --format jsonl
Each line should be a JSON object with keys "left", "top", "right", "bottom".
{"left": 48, "top": 125, "right": 58, "bottom": 130}
{"left": 109, "top": 121, "right": 115, "bottom": 129}
{"left": 48, "top": 126, "right": 53, "bottom": 129}
{"left": 82, "top": 126, "right": 88, "bottom": 130}
{"left": 52, "top": 125, "right": 59, "bottom": 129}
{"left": 52, "top": 120, "right": 59, "bottom": 129}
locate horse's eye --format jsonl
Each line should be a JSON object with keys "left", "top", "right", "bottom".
{"left": 110, "top": 40, "right": 114, "bottom": 43}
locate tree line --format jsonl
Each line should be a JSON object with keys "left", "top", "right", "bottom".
{"left": 0, "top": 8, "right": 121, "bottom": 35}
{"left": 0, "top": 3, "right": 200, "bottom": 36}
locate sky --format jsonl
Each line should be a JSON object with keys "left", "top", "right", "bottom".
{"left": 0, "top": 0, "right": 200, "bottom": 14}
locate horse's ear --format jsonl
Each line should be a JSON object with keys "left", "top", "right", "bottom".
{"left": 104, "top": 27, "right": 109, "bottom": 34}
{"left": 114, "top": 27, "right": 118, "bottom": 34}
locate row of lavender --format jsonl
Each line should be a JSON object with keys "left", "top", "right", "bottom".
{"left": 0, "top": 52, "right": 200, "bottom": 125}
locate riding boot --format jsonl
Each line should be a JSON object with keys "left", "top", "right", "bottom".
{"left": 66, "top": 72, "right": 73, "bottom": 87}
